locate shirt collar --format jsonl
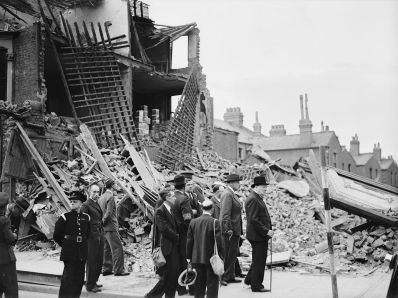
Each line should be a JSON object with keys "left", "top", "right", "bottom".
{"left": 164, "top": 203, "right": 171, "bottom": 213}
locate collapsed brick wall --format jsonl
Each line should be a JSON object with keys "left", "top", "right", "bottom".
{"left": 13, "top": 23, "right": 40, "bottom": 105}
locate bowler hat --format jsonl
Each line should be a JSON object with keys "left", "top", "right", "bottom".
{"left": 225, "top": 174, "right": 241, "bottom": 183}
{"left": 69, "top": 191, "right": 87, "bottom": 203}
{"left": 0, "top": 192, "right": 9, "bottom": 207}
{"left": 173, "top": 175, "right": 186, "bottom": 187}
{"left": 251, "top": 176, "right": 268, "bottom": 188}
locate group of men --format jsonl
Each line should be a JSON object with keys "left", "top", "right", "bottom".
{"left": 53, "top": 179, "right": 130, "bottom": 297}
{"left": 145, "top": 172, "right": 274, "bottom": 298}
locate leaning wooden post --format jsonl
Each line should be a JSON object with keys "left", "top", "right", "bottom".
{"left": 320, "top": 146, "right": 338, "bottom": 298}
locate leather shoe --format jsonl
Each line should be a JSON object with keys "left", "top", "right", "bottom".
{"left": 227, "top": 279, "right": 242, "bottom": 283}
{"left": 102, "top": 271, "right": 113, "bottom": 276}
{"left": 236, "top": 273, "right": 246, "bottom": 278}
{"left": 114, "top": 272, "right": 130, "bottom": 276}
{"left": 178, "top": 288, "right": 188, "bottom": 296}
{"left": 220, "top": 280, "right": 228, "bottom": 286}
{"left": 96, "top": 284, "right": 103, "bottom": 288}
{"left": 86, "top": 286, "right": 102, "bottom": 293}
{"left": 252, "top": 288, "right": 269, "bottom": 292}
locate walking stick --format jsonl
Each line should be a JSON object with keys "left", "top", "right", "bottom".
{"left": 269, "top": 237, "right": 273, "bottom": 292}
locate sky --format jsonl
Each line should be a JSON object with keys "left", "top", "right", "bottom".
{"left": 148, "top": 0, "right": 398, "bottom": 158}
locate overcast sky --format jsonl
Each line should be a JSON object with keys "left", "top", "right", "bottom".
{"left": 148, "top": 0, "right": 398, "bottom": 158}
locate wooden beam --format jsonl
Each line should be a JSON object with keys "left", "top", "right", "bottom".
{"left": 16, "top": 123, "right": 71, "bottom": 211}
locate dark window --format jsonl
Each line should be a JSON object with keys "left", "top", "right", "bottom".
{"left": 370, "top": 168, "right": 373, "bottom": 178}
{"left": 348, "top": 164, "right": 351, "bottom": 172}
{"left": 375, "top": 169, "right": 378, "bottom": 178}
{"left": 238, "top": 148, "right": 242, "bottom": 159}
{"left": 0, "top": 48, "right": 7, "bottom": 101}
{"left": 392, "top": 172, "right": 394, "bottom": 185}
{"left": 342, "top": 163, "right": 344, "bottom": 170}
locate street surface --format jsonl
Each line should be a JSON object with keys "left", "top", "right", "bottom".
{"left": 18, "top": 269, "right": 391, "bottom": 298}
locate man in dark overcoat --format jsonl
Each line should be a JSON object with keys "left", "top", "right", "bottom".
{"left": 187, "top": 199, "right": 223, "bottom": 298}
{"left": 219, "top": 174, "right": 242, "bottom": 285}
{"left": 98, "top": 179, "right": 129, "bottom": 276}
{"left": 244, "top": 176, "right": 274, "bottom": 292}
{"left": 145, "top": 189, "right": 180, "bottom": 298}
{"left": 0, "top": 192, "right": 18, "bottom": 298}
{"left": 210, "top": 182, "right": 224, "bottom": 220}
{"left": 171, "top": 175, "right": 194, "bottom": 295}
{"left": 81, "top": 184, "right": 105, "bottom": 293}
{"left": 53, "top": 191, "right": 91, "bottom": 298}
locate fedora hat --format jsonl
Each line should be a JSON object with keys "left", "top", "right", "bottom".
{"left": 173, "top": 175, "right": 186, "bottom": 187}
{"left": 251, "top": 176, "right": 268, "bottom": 188}
{"left": 225, "top": 174, "right": 241, "bottom": 183}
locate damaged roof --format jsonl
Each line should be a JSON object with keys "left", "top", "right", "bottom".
{"left": 353, "top": 153, "right": 374, "bottom": 166}
{"left": 146, "top": 23, "right": 197, "bottom": 50}
{"left": 254, "top": 131, "right": 336, "bottom": 151}
{"left": 213, "top": 119, "right": 259, "bottom": 144}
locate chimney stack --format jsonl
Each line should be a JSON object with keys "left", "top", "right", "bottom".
{"left": 223, "top": 107, "right": 244, "bottom": 128}
{"left": 350, "top": 134, "right": 360, "bottom": 156}
{"left": 298, "top": 94, "right": 313, "bottom": 145}
{"left": 253, "top": 111, "right": 262, "bottom": 136}
{"left": 321, "top": 121, "right": 324, "bottom": 132}
{"left": 373, "top": 142, "right": 381, "bottom": 161}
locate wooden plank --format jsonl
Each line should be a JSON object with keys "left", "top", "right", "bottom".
{"left": 121, "top": 135, "right": 155, "bottom": 189}
{"left": 266, "top": 251, "right": 292, "bottom": 266}
{"left": 16, "top": 123, "right": 71, "bottom": 211}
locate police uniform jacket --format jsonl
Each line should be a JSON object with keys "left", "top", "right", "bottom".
{"left": 219, "top": 187, "right": 242, "bottom": 236}
{"left": 156, "top": 204, "right": 179, "bottom": 256}
{"left": 0, "top": 216, "right": 17, "bottom": 265}
{"left": 245, "top": 190, "right": 272, "bottom": 242}
{"left": 53, "top": 210, "right": 91, "bottom": 262}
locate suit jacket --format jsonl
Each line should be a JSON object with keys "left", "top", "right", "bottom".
{"left": 210, "top": 195, "right": 221, "bottom": 220}
{"left": 171, "top": 190, "right": 193, "bottom": 234}
{"left": 53, "top": 210, "right": 91, "bottom": 262}
{"left": 98, "top": 190, "right": 118, "bottom": 232}
{"left": 156, "top": 204, "right": 179, "bottom": 257}
{"left": 81, "top": 198, "right": 104, "bottom": 238}
{"left": 219, "top": 187, "right": 242, "bottom": 236}
{"left": 186, "top": 213, "right": 223, "bottom": 265}
{"left": 245, "top": 190, "right": 272, "bottom": 242}
{"left": 187, "top": 192, "right": 202, "bottom": 218}
{"left": 0, "top": 216, "right": 17, "bottom": 265}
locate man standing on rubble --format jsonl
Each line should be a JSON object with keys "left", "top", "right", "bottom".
{"left": 244, "top": 176, "right": 273, "bottom": 292}
{"left": 219, "top": 174, "right": 243, "bottom": 286}
{"left": 172, "top": 175, "right": 194, "bottom": 296}
{"left": 98, "top": 178, "right": 129, "bottom": 277}
{"left": 0, "top": 192, "right": 18, "bottom": 298}
{"left": 53, "top": 191, "right": 90, "bottom": 298}
{"left": 81, "top": 184, "right": 105, "bottom": 293}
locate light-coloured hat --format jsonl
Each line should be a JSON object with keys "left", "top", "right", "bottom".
{"left": 202, "top": 199, "right": 213, "bottom": 210}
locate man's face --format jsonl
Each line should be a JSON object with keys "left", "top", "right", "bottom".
{"left": 186, "top": 181, "right": 194, "bottom": 192}
{"left": 166, "top": 191, "right": 176, "bottom": 205}
{"left": 231, "top": 181, "right": 240, "bottom": 191}
{"left": 70, "top": 200, "right": 82, "bottom": 210}
{"left": 255, "top": 185, "right": 267, "bottom": 196}
{"left": 90, "top": 185, "right": 100, "bottom": 201}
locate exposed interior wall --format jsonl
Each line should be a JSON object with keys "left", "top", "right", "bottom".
{"left": 63, "top": 0, "right": 129, "bottom": 56}
{"left": 133, "top": 92, "right": 171, "bottom": 122}
{"left": 146, "top": 42, "right": 170, "bottom": 72}
{"left": 13, "top": 24, "right": 40, "bottom": 105}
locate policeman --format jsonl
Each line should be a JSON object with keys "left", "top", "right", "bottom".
{"left": 53, "top": 191, "right": 91, "bottom": 298}
{"left": 0, "top": 192, "right": 18, "bottom": 298}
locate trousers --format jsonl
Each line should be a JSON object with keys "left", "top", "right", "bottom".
{"left": 244, "top": 240, "right": 268, "bottom": 290}
{"left": 222, "top": 235, "right": 240, "bottom": 281}
{"left": 59, "top": 261, "right": 85, "bottom": 298}
{"left": 86, "top": 234, "right": 105, "bottom": 289}
{"left": 0, "top": 261, "right": 18, "bottom": 298}
{"left": 193, "top": 264, "right": 219, "bottom": 298}
{"left": 103, "top": 231, "right": 125, "bottom": 274}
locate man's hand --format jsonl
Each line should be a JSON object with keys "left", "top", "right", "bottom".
{"left": 267, "top": 230, "right": 274, "bottom": 237}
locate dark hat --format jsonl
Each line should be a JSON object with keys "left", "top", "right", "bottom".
{"left": 173, "top": 175, "right": 186, "bottom": 187}
{"left": 104, "top": 178, "right": 115, "bottom": 189}
{"left": 69, "top": 191, "right": 87, "bottom": 203}
{"left": 180, "top": 171, "right": 194, "bottom": 179}
{"left": 0, "top": 192, "right": 9, "bottom": 208}
{"left": 251, "top": 176, "right": 268, "bottom": 188}
{"left": 225, "top": 174, "right": 241, "bottom": 183}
